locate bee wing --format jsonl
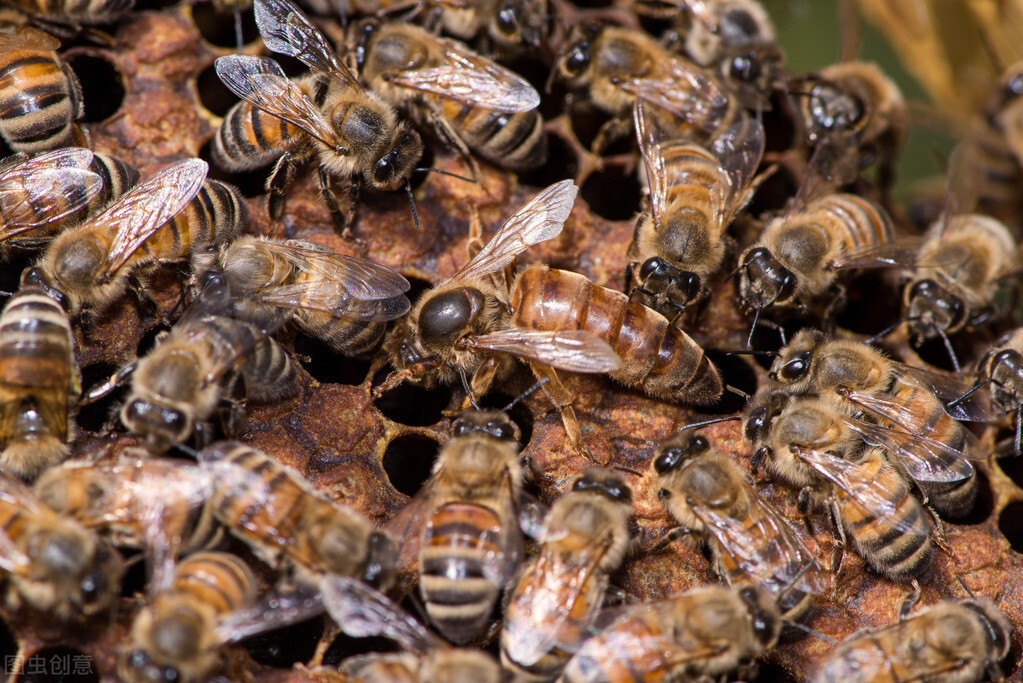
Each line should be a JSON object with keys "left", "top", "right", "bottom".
{"left": 385, "top": 37, "right": 539, "bottom": 113}
{"left": 215, "top": 55, "right": 346, "bottom": 153}
{"left": 253, "top": 0, "right": 355, "bottom": 87}
{"left": 790, "top": 131, "right": 860, "bottom": 208}
{"left": 634, "top": 101, "right": 670, "bottom": 226}
{"left": 464, "top": 329, "right": 622, "bottom": 373}
{"left": 690, "top": 491, "right": 828, "bottom": 598}
{"left": 793, "top": 448, "right": 930, "bottom": 539}
{"left": 0, "top": 474, "right": 44, "bottom": 572}
{"left": 0, "top": 26, "right": 61, "bottom": 51}
{"left": 250, "top": 242, "right": 411, "bottom": 321}
{"left": 891, "top": 363, "right": 994, "bottom": 422}
{"left": 828, "top": 236, "right": 923, "bottom": 271}
{"left": 215, "top": 582, "right": 326, "bottom": 643}
{"left": 96, "top": 159, "right": 208, "bottom": 279}
{"left": 321, "top": 575, "right": 447, "bottom": 653}
{"left": 451, "top": 180, "right": 578, "bottom": 281}
{"left": 711, "top": 116, "right": 766, "bottom": 224}
{"left": 503, "top": 536, "right": 613, "bottom": 666}
{"left": 0, "top": 149, "right": 103, "bottom": 233}
{"left": 617, "top": 58, "right": 729, "bottom": 134}
{"left": 842, "top": 416, "right": 976, "bottom": 484}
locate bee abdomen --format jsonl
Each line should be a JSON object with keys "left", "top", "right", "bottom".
{"left": 457, "top": 105, "right": 547, "bottom": 171}
{"left": 0, "top": 289, "right": 75, "bottom": 399}
{"left": 241, "top": 336, "right": 297, "bottom": 402}
{"left": 85, "top": 153, "right": 140, "bottom": 214}
{"left": 916, "top": 476, "right": 978, "bottom": 521}
{"left": 135, "top": 180, "right": 245, "bottom": 265}
{"left": 170, "top": 551, "right": 257, "bottom": 616}
{"left": 300, "top": 315, "right": 386, "bottom": 357}
{"left": 0, "top": 54, "right": 77, "bottom": 153}
{"left": 213, "top": 101, "right": 299, "bottom": 171}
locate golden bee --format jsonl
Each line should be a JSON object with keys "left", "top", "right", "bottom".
{"left": 197, "top": 234, "right": 410, "bottom": 357}
{"left": 553, "top": 24, "right": 735, "bottom": 152}
{"left": 813, "top": 598, "right": 1012, "bottom": 683}
{"left": 559, "top": 583, "right": 781, "bottom": 682}
{"left": 0, "top": 285, "right": 80, "bottom": 480}
{"left": 628, "top": 103, "right": 765, "bottom": 316}
{"left": 384, "top": 179, "right": 721, "bottom": 451}
{"left": 0, "top": 469, "right": 124, "bottom": 620}
{"left": 768, "top": 330, "right": 987, "bottom": 519}
{"left": 322, "top": 575, "right": 502, "bottom": 683}
{"left": 350, "top": 19, "right": 546, "bottom": 173}
{"left": 215, "top": 0, "right": 422, "bottom": 232}
{"left": 199, "top": 441, "right": 397, "bottom": 588}
{"left": 31, "top": 158, "right": 245, "bottom": 318}
{"left": 501, "top": 468, "right": 635, "bottom": 680}
{"left": 746, "top": 393, "right": 937, "bottom": 581}
{"left": 1, "top": 148, "right": 140, "bottom": 256}
{"left": 973, "top": 328, "right": 1023, "bottom": 456}
{"left": 0, "top": 26, "right": 82, "bottom": 154}
{"left": 652, "top": 431, "right": 827, "bottom": 620}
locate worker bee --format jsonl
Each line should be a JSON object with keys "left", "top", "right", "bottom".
{"left": 0, "top": 285, "right": 81, "bottom": 481}
{"left": 903, "top": 212, "right": 1021, "bottom": 348}
{"left": 32, "top": 158, "right": 245, "bottom": 318}
{"left": 0, "top": 469, "right": 124, "bottom": 620}
{"left": 350, "top": 19, "right": 546, "bottom": 173}
{"left": 383, "top": 179, "right": 721, "bottom": 450}
{"left": 199, "top": 441, "right": 397, "bottom": 588}
{"left": 198, "top": 234, "right": 410, "bottom": 357}
{"left": 215, "top": 0, "right": 423, "bottom": 232}
{"left": 119, "top": 550, "right": 325, "bottom": 683}
{"left": 628, "top": 103, "right": 766, "bottom": 316}
{"left": 435, "top": 0, "right": 550, "bottom": 51}
{"left": 553, "top": 24, "right": 735, "bottom": 152}
{"left": 0, "top": 27, "right": 82, "bottom": 155}
{"left": 559, "top": 583, "right": 781, "bottom": 682}
{"left": 768, "top": 330, "right": 987, "bottom": 519}
{"left": 791, "top": 61, "right": 907, "bottom": 190}
{"left": 813, "top": 598, "right": 1012, "bottom": 683}
{"left": 972, "top": 328, "right": 1023, "bottom": 456}
{"left": 384, "top": 409, "right": 530, "bottom": 645}
{"left": 652, "top": 431, "right": 827, "bottom": 620}
{"left": 501, "top": 468, "right": 635, "bottom": 680}
{"left": 322, "top": 575, "right": 502, "bottom": 683}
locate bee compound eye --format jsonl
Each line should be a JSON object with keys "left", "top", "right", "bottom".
{"left": 419, "top": 289, "right": 473, "bottom": 341}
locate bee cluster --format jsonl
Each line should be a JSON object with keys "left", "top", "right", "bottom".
{"left": 0, "top": 0, "right": 1022, "bottom": 680}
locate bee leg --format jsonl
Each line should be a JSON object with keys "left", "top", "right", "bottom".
{"left": 127, "top": 273, "right": 168, "bottom": 327}
{"left": 925, "top": 505, "right": 954, "bottom": 557}
{"left": 527, "top": 362, "right": 596, "bottom": 463}
{"left": 266, "top": 153, "right": 297, "bottom": 223}
{"left": 643, "top": 526, "right": 692, "bottom": 554}
{"left": 427, "top": 111, "right": 484, "bottom": 189}
{"left": 898, "top": 580, "right": 922, "bottom": 620}
{"left": 319, "top": 166, "right": 361, "bottom": 240}
{"left": 591, "top": 113, "right": 632, "bottom": 156}
{"left": 216, "top": 372, "right": 247, "bottom": 440}
{"left": 796, "top": 486, "right": 815, "bottom": 536}
{"left": 826, "top": 496, "right": 847, "bottom": 580}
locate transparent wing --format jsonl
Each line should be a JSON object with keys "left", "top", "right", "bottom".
{"left": 892, "top": 363, "right": 994, "bottom": 422}
{"left": 215, "top": 55, "right": 344, "bottom": 152}
{"left": 0, "top": 26, "right": 60, "bottom": 51}
{"left": 842, "top": 416, "right": 976, "bottom": 484}
{"left": 452, "top": 179, "right": 578, "bottom": 281}
{"left": 634, "top": 101, "right": 670, "bottom": 227}
{"left": 828, "top": 237, "right": 924, "bottom": 271}
{"left": 385, "top": 36, "right": 539, "bottom": 113}
{"left": 321, "top": 575, "right": 446, "bottom": 653}
{"left": 791, "top": 131, "right": 860, "bottom": 208}
{"left": 617, "top": 58, "right": 729, "bottom": 133}
{"left": 97, "top": 159, "right": 208, "bottom": 278}
{"left": 464, "top": 329, "right": 622, "bottom": 373}
{"left": 253, "top": 0, "right": 354, "bottom": 86}
{"left": 711, "top": 116, "right": 766, "bottom": 225}
{"left": 0, "top": 148, "right": 102, "bottom": 233}
{"left": 215, "top": 582, "right": 325, "bottom": 643}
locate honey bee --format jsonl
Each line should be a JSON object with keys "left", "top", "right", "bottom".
{"left": 628, "top": 103, "right": 765, "bottom": 316}
{"left": 0, "top": 27, "right": 82, "bottom": 155}
{"left": 553, "top": 24, "right": 735, "bottom": 152}
{"left": 199, "top": 441, "right": 397, "bottom": 588}
{"left": 0, "top": 469, "right": 124, "bottom": 619}
{"left": 215, "top": 0, "right": 422, "bottom": 232}
{"left": 973, "top": 328, "right": 1023, "bottom": 456}
{"left": 199, "top": 234, "right": 410, "bottom": 357}
{"left": 813, "top": 598, "right": 1012, "bottom": 683}
{"left": 501, "top": 468, "right": 635, "bottom": 680}
{"left": 385, "top": 179, "right": 721, "bottom": 450}
{"left": 435, "top": 0, "right": 550, "bottom": 50}
{"left": 322, "top": 575, "right": 502, "bottom": 683}
{"left": 903, "top": 213, "right": 1021, "bottom": 347}
{"left": 559, "top": 583, "right": 781, "bottom": 682}
{"left": 350, "top": 19, "right": 546, "bottom": 173}
{"left": 652, "top": 431, "right": 827, "bottom": 620}
{"left": 32, "top": 158, "right": 245, "bottom": 318}
{"left": 119, "top": 550, "right": 325, "bottom": 683}
{"left": 383, "top": 409, "right": 526, "bottom": 645}
{"left": 768, "top": 330, "right": 988, "bottom": 519}
{"left": 0, "top": 285, "right": 80, "bottom": 481}
{"left": 791, "top": 61, "right": 907, "bottom": 190}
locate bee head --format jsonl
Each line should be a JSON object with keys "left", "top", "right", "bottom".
{"left": 571, "top": 468, "right": 633, "bottom": 504}
{"left": 370, "top": 127, "right": 423, "bottom": 192}
{"left": 738, "top": 247, "right": 796, "bottom": 311}
{"left": 653, "top": 433, "right": 709, "bottom": 475}
{"left": 905, "top": 278, "right": 966, "bottom": 343}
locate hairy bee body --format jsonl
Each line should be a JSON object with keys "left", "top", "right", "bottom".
{"left": 120, "top": 551, "right": 258, "bottom": 683}
{"left": 0, "top": 27, "right": 81, "bottom": 154}
{"left": 511, "top": 266, "right": 722, "bottom": 405}
{"left": 342, "top": 650, "right": 501, "bottom": 683}
{"left": 5, "top": 0, "right": 133, "bottom": 24}
{"left": 814, "top": 599, "right": 1012, "bottom": 683}
{"left": 0, "top": 286, "right": 80, "bottom": 480}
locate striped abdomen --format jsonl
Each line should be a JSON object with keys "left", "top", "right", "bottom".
{"left": 0, "top": 48, "right": 80, "bottom": 154}
{"left": 9, "top": 0, "right": 133, "bottom": 23}
{"left": 126, "top": 179, "right": 245, "bottom": 269}
{"left": 298, "top": 308, "right": 386, "bottom": 357}
{"left": 814, "top": 194, "right": 895, "bottom": 256}
{"left": 213, "top": 98, "right": 305, "bottom": 171}
{"left": 436, "top": 96, "right": 547, "bottom": 171}
{"left": 510, "top": 267, "right": 722, "bottom": 405}
{"left": 168, "top": 551, "right": 257, "bottom": 616}
{"left": 837, "top": 451, "right": 933, "bottom": 581}
{"left": 560, "top": 607, "right": 683, "bottom": 682}
{"left": 420, "top": 501, "right": 505, "bottom": 645}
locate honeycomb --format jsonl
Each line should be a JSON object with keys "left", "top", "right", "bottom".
{"left": 1, "top": 1, "right": 1023, "bottom": 681}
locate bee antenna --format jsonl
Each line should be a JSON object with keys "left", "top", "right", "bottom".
{"left": 957, "top": 575, "right": 977, "bottom": 599}
{"left": 82, "top": 362, "right": 137, "bottom": 405}
{"left": 946, "top": 377, "right": 992, "bottom": 410}
{"left": 172, "top": 442, "right": 202, "bottom": 459}
{"left": 405, "top": 180, "right": 420, "bottom": 230}
{"left": 337, "top": 0, "right": 347, "bottom": 27}
{"left": 746, "top": 303, "right": 763, "bottom": 350}
{"left": 611, "top": 464, "right": 644, "bottom": 477}
{"left": 503, "top": 377, "right": 550, "bottom": 412}
{"left": 678, "top": 415, "right": 742, "bottom": 431}
{"left": 233, "top": 9, "right": 244, "bottom": 54}
{"left": 725, "top": 385, "right": 752, "bottom": 401}
{"left": 781, "top": 619, "right": 835, "bottom": 644}
{"left": 459, "top": 372, "right": 481, "bottom": 410}
{"left": 1014, "top": 404, "right": 1022, "bottom": 457}
{"left": 932, "top": 324, "right": 964, "bottom": 377}
{"left": 415, "top": 167, "right": 476, "bottom": 184}
{"left": 863, "top": 316, "right": 917, "bottom": 345}
{"left": 725, "top": 349, "right": 778, "bottom": 358}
